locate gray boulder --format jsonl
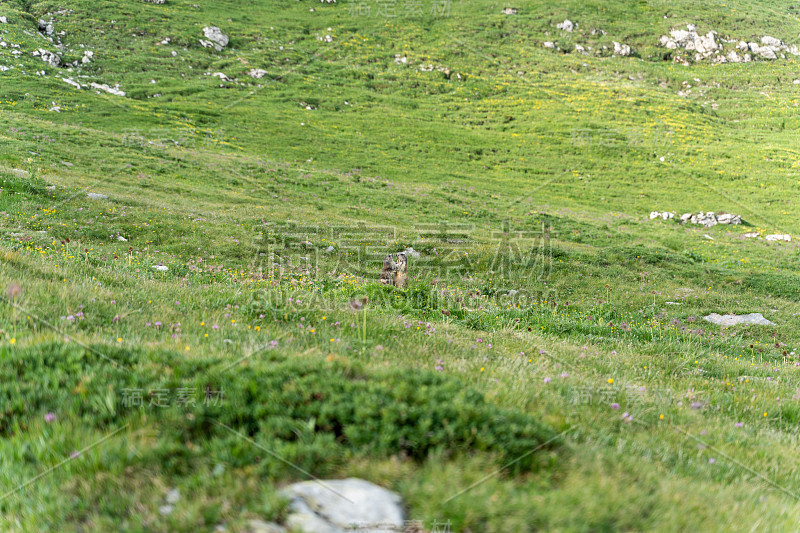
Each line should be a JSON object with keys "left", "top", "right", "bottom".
{"left": 703, "top": 313, "right": 775, "bottom": 327}
{"left": 556, "top": 19, "right": 574, "bottom": 32}
{"left": 282, "top": 478, "right": 405, "bottom": 533}
{"left": 201, "top": 26, "right": 229, "bottom": 51}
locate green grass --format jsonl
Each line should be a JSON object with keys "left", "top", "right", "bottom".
{"left": 3, "top": 0, "right": 800, "bottom": 531}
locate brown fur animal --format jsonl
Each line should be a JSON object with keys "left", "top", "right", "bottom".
{"left": 393, "top": 252, "right": 408, "bottom": 288}
{"left": 380, "top": 254, "right": 397, "bottom": 284}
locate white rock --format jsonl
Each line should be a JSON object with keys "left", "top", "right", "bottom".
{"left": 165, "top": 488, "right": 180, "bottom": 504}
{"left": 117, "top": 236, "right": 127, "bottom": 242}
{"left": 613, "top": 42, "right": 631, "bottom": 56}
{"left": 62, "top": 77, "right": 81, "bottom": 89}
{"left": 716, "top": 213, "right": 741, "bottom": 224}
{"left": 403, "top": 247, "right": 421, "bottom": 258}
{"left": 757, "top": 46, "right": 777, "bottom": 60}
{"left": 282, "top": 479, "right": 404, "bottom": 533}
{"left": 765, "top": 234, "right": 791, "bottom": 242}
{"left": 703, "top": 313, "right": 775, "bottom": 327}
{"left": 248, "top": 68, "right": 267, "bottom": 78}
{"left": 35, "top": 48, "right": 60, "bottom": 67}
{"left": 762, "top": 36, "right": 782, "bottom": 47}
{"left": 87, "top": 192, "right": 108, "bottom": 200}
{"left": 743, "top": 232, "right": 760, "bottom": 238}
{"left": 501, "top": 7, "right": 518, "bottom": 15}
{"left": 153, "top": 265, "right": 169, "bottom": 271}
{"left": 556, "top": 19, "right": 574, "bottom": 32}
{"left": 212, "top": 72, "right": 231, "bottom": 81}
{"left": 90, "top": 82, "right": 125, "bottom": 96}
{"left": 543, "top": 41, "right": 555, "bottom": 48}
{"left": 202, "top": 26, "right": 229, "bottom": 50}
{"left": 0, "top": 16, "right": 7, "bottom": 23}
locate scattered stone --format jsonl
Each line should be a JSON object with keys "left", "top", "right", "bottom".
{"left": 325, "top": 245, "right": 335, "bottom": 253}
{"left": 282, "top": 479, "right": 404, "bottom": 533}
{"left": 82, "top": 51, "right": 93, "bottom": 64}
{"left": 556, "top": 19, "right": 574, "bottom": 32}
{"left": 703, "top": 313, "right": 775, "bottom": 326}
{"left": 201, "top": 26, "right": 229, "bottom": 51}
{"left": 501, "top": 7, "right": 518, "bottom": 15}
{"left": 743, "top": 232, "right": 760, "bottom": 238}
{"left": 38, "top": 19, "right": 54, "bottom": 36}
{"left": 211, "top": 72, "right": 231, "bottom": 81}
{"left": 90, "top": 82, "right": 125, "bottom": 96}
{"left": 62, "top": 77, "right": 81, "bottom": 89}
{"left": 117, "top": 236, "right": 127, "bottom": 242}
{"left": 35, "top": 48, "right": 61, "bottom": 67}
{"left": 682, "top": 212, "right": 740, "bottom": 227}
{"left": 765, "top": 234, "right": 791, "bottom": 242}
{"left": 248, "top": 68, "right": 267, "bottom": 78}
{"left": 716, "top": 213, "right": 741, "bottom": 224}
{"left": 0, "top": 16, "right": 7, "bottom": 23}
{"left": 153, "top": 265, "right": 169, "bottom": 271}
{"left": 649, "top": 211, "right": 674, "bottom": 220}
{"left": 87, "top": 192, "right": 108, "bottom": 200}
{"left": 165, "top": 488, "right": 180, "bottom": 504}
{"left": 613, "top": 41, "right": 631, "bottom": 56}
{"left": 660, "top": 24, "right": 800, "bottom": 62}
{"left": 543, "top": 41, "right": 555, "bottom": 48}
{"left": 403, "top": 247, "right": 421, "bottom": 258}
{"left": 143, "top": 0, "right": 166, "bottom": 3}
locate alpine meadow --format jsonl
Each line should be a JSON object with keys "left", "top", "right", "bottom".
{"left": 3, "top": 0, "right": 800, "bottom": 531}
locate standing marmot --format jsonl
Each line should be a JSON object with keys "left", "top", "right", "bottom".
{"left": 380, "top": 254, "right": 397, "bottom": 285}
{"left": 393, "top": 252, "right": 408, "bottom": 288}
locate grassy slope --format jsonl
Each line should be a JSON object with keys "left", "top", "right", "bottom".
{"left": 3, "top": 0, "right": 800, "bottom": 531}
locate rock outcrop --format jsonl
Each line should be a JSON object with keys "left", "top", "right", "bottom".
{"left": 200, "top": 26, "right": 229, "bottom": 51}
{"left": 282, "top": 478, "right": 405, "bottom": 533}
{"left": 659, "top": 24, "right": 799, "bottom": 63}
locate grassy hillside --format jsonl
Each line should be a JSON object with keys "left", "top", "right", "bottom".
{"left": 3, "top": 0, "right": 800, "bottom": 531}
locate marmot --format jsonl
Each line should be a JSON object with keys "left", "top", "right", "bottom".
{"left": 393, "top": 252, "right": 408, "bottom": 288}
{"left": 380, "top": 254, "right": 397, "bottom": 285}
